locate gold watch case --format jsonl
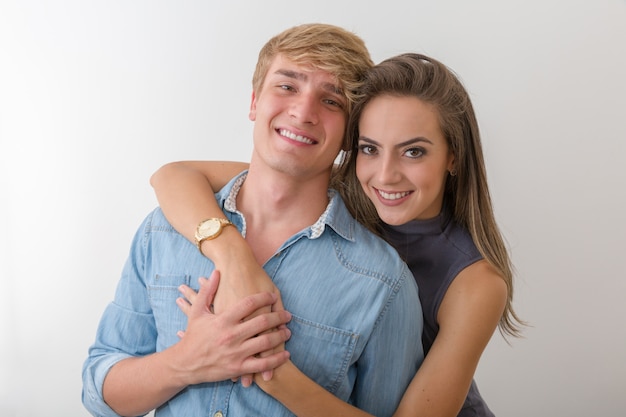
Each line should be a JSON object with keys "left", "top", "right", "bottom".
{"left": 194, "top": 218, "right": 233, "bottom": 250}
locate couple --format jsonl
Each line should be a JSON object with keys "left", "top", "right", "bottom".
{"left": 83, "top": 23, "right": 523, "bottom": 417}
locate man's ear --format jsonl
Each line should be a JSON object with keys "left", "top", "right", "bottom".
{"left": 248, "top": 91, "right": 257, "bottom": 121}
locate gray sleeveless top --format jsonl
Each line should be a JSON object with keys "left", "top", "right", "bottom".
{"left": 382, "top": 209, "right": 495, "bottom": 417}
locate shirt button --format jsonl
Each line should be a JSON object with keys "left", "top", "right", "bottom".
{"left": 214, "top": 412, "right": 223, "bottom": 417}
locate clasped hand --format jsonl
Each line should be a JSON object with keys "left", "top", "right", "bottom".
{"left": 174, "top": 270, "right": 291, "bottom": 386}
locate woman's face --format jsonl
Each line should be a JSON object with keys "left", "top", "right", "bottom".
{"left": 356, "top": 94, "right": 454, "bottom": 225}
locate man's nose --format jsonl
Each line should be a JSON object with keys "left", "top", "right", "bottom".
{"left": 289, "top": 94, "right": 319, "bottom": 125}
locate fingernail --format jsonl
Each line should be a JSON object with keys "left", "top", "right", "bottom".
{"left": 262, "top": 371, "right": 272, "bottom": 381}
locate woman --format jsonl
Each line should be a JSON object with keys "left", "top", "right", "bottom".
{"left": 151, "top": 53, "right": 524, "bottom": 416}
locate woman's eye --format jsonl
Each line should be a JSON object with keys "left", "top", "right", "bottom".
{"left": 358, "top": 144, "right": 377, "bottom": 155}
{"left": 405, "top": 148, "right": 424, "bottom": 158}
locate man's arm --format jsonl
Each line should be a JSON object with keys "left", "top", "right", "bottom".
{"left": 83, "top": 270, "right": 291, "bottom": 417}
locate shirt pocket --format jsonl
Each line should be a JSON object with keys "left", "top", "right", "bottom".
{"left": 147, "top": 273, "right": 192, "bottom": 348}
{"left": 286, "top": 314, "right": 359, "bottom": 395}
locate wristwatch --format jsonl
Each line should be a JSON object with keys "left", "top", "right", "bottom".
{"left": 194, "top": 218, "right": 234, "bottom": 251}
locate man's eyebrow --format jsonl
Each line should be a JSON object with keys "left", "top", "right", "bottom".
{"left": 323, "top": 82, "right": 343, "bottom": 96}
{"left": 274, "top": 69, "right": 343, "bottom": 95}
{"left": 275, "top": 69, "right": 306, "bottom": 81}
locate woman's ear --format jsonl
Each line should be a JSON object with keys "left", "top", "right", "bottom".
{"left": 447, "top": 153, "right": 456, "bottom": 176}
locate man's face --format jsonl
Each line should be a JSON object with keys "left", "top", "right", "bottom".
{"left": 249, "top": 54, "right": 347, "bottom": 181}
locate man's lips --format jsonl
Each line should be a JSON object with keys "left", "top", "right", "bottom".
{"left": 278, "top": 128, "right": 317, "bottom": 145}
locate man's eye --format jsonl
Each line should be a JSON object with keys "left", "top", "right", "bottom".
{"left": 324, "top": 98, "right": 345, "bottom": 109}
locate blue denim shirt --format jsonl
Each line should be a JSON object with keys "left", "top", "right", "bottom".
{"left": 82, "top": 172, "right": 424, "bottom": 417}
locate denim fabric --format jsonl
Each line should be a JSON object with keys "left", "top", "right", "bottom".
{"left": 82, "top": 172, "right": 424, "bottom": 417}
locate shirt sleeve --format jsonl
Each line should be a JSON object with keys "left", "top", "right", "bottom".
{"left": 350, "top": 264, "right": 425, "bottom": 417}
{"left": 81, "top": 212, "right": 157, "bottom": 417}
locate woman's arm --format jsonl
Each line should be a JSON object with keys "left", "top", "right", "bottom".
{"left": 257, "top": 361, "right": 374, "bottom": 417}
{"left": 256, "top": 260, "right": 506, "bottom": 417}
{"left": 170, "top": 260, "right": 505, "bottom": 417}
{"left": 150, "top": 161, "right": 279, "bottom": 314}
{"left": 250, "top": 295, "right": 373, "bottom": 416}
{"left": 152, "top": 162, "right": 506, "bottom": 417}
{"left": 393, "top": 259, "right": 507, "bottom": 417}
{"left": 150, "top": 161, "right": 249, "bottom": 243}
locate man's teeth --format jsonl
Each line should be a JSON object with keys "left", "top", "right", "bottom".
{"left": 280, "top": 129, "right": 314, "bottom": 144}
{"left": 378, "top": 190, "right": 410, "bottom": 200}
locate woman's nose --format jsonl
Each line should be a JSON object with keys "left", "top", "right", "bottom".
{"left": 377, "top": 155, "right": 402, "bottom": 184}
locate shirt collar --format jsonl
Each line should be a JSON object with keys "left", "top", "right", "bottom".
{"left": 217, "top": 171, "right": 356, "bottom": 242}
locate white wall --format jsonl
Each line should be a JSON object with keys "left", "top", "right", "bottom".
{"left": 1, "top": 1, "right": 624, "bottom": 416}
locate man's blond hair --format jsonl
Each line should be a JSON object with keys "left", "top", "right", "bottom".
{"left": 252, "top": 23, "right": 373, "bottom": 114}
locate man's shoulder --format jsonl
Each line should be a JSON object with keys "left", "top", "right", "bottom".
{"left": 349, "top": 219, "right": 392, "bottom": 246}
{"left": 345, "top": 220, "right": 405, "bottom": 263}
{"left": 326, "top": 195, "right": 410, "bottom": 282}
{"left": 145, "top": 207, "right": 174, "bottom": 228}
{"left": 132, "top": 207, "right": 178, "bottom": 239}
{"left": 328, "top": 193, "right": 397, "bottom": 251}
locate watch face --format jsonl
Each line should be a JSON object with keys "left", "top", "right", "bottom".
{"left": 198, "top": 219, "right": 221, "bottom": 238}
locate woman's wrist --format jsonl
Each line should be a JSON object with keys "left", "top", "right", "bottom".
{"left": 199, "top": 225, "right": 248, "bottom": 260}
{"left": 198, "top": 226, "right": 278, "bottom": 312}
{"left": 255, "top": 360, "right": 298, "bottom": 396}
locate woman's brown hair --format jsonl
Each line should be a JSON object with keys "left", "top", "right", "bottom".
{"left": 332, "top": 53, "right": 524, "bottom": 338}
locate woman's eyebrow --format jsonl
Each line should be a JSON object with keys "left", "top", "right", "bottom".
{"left": 358, "top": 136, "right": 433, "bottom": 147}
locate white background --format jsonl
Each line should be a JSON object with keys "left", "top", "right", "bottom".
{"left": 1, "top": 1, "right": 625, "bottom": 416}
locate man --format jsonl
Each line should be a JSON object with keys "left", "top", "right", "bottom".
{"left": 83, "top": 23, "right": 424, "bottom": 417}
